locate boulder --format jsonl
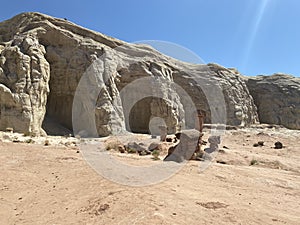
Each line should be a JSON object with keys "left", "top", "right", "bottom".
{"left": 164, "top": 129, "right": 201, "bottom": 162}
{"left": 246, "top": 74, "right": 300, "bottom": 130}
{"left": 126, "top": 142, "right": 147, "bottom": 153}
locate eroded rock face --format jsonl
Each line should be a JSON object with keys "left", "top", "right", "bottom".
{"left": 246, "top": 74, "right": 300, "bottom": 130}
{"left": 0, "top": 12, "right": 259, "bottom": 136}
{"left": 0, "top": 34, "right": 49, "bottom": 135}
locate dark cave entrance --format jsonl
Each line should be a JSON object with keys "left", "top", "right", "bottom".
{"left": 42, "top": 91, "right": 74, "bottom": 136}
{"left": 128, "top": 97, "right": 153, "bottom": 134}
{"left": 127, "top": 97, "right": 171, "bottom": 134}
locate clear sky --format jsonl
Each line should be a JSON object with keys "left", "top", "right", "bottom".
{"left": 0, "top": 0, "right": 299, "bottom": 77}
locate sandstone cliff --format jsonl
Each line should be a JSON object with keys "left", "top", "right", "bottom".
{"left": 0, "top": 12, "right": 259, "bottom": 136}
{"left": 246, "top": 74, "right": 300, "bottom": 130}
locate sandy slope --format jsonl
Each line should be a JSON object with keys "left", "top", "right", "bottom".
{"left": 0, "top": 127, "right": 299, "bottom": 225}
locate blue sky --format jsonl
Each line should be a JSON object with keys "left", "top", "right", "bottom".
{"left": 0, "top": 0, "right": 299, "bottom": 77}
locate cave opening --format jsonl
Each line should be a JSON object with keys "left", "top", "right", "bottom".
{"left": 128, "top": 97, "right": 152, "bottom": 134}
{"left": 41, "top": 63, "right": 76, "bottom": 136}
{"left": 42, "top": 91, "right": 74, "bottom": 136}
{"left": 127, "top": 97, "right": 171, "bottom": 134}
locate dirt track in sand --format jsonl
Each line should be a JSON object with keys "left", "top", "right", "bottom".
{"left": 0, "top": 128, "right": 300, "bottom": 225}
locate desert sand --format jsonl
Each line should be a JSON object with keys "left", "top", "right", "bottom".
{"left": 0, "top": 126, "right": 300, "bottom": 225}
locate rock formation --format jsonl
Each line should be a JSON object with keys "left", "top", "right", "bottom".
{"left": 246, "top": 74, "right": 300, "bottom": 130}
{"left": 0, "top": 12, "right": 261, "bottom": 136}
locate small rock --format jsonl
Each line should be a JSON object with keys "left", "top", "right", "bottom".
{"left": 218, "top": 149, "right": 226, "bottom": 154}
{"left": 216, "top": 160, "right": 227, "bottom": 164}
{"left": 200, "top": 140, "right": 207, "bottom": 145}
{"left": 12, "top": 137, "right": 21, "bottom": 143}
{"left": 274, "top": 141, "right": 283, "bottom": 149}
{"left": 44, "top": 140, "right": 50, "bottom": 146}
{"left": 126, "top": 142, "right": 147, "bottom": 153}
{"left": 6, "top": 127, "right": 14, "bottom": 133}
{"left": 127, "top": 148, "right": 137, "bottom": 154}
{"left": 166, "top": 138, "right": 173, "bottom": 142}
{"left": 118, "top": 145, "right": 126, "bottom": 153}
{"left": 138, "top": 150, "right": 151, "bottom": 156}
{"left": 148, "top": 142, "right": 159, "bottom": 152}
{"left": 257, "top": 141, "right": 264, "bottom": 146}
{"left": 175, "top": 132, "right": 181, "bottom": 140}
{"left": 208, "top": 136, "right": 221, "bottom": 151}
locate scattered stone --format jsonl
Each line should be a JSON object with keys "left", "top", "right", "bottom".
{"left": 148, "top": 142, "right": 160, "bottom": 152}
{"left": 164, "top": 129, "right": 201, "bottom": 163}
{"left": 25, "top": 138, "right": 34, "bottom": 144}
{"left": 44, "top": 140, "right": 50, "bottom": 146}
{"left": 105, "top": 138, "right": 123, "bottom": 151}
{"left": 223, "top": 145, "right": 229, "bottom": 149}
{"left": 138, "top": 150, "right": 151, "bottom": 156}
{"left": 200, "top": 140, "right": 207, "bottom": 145}
{"left": 191, "top": 149, "right": 212, "bottom": 161}
{"left": 205, "top": 136, "right": 221, "bottom": 153}
{"left": 166, "top": 137, "right": 173, "bottom": 142}
{"left": 64, "top": 134, "right": 72, "bottom": 138}
{"left": 6, "top": 127, "right": 13, "bottom": 133}
{"left": 274, "top": 141, "right": 283, "bottom": 149}
{"left": 23, "top": 131, "right": 32, "bottom": 137}
{"left": 127, "top": 148, "right": 137, "bottom": 154}
{"left": 253, "top": 141, "right": 264, "bottom": 147}
{"left": 126, "top": 142, "right": 147, "bottom": 153}
{"left": 250, "top": 159, "right": 259, "bottom": 166}
{"left": 258, "top": 141, "right": 264, "bottom": 146}
{"left": 12, "top": 137, "right": 21, "bottom": 143}
{"left": 118, "top": 145, "right": 126, "bottom": 153}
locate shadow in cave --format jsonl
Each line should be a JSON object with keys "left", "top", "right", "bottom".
{"left": 42, "top": 88, "right": 74, "bottom": 136}
{"left": 128, "top": 97, "right": 153, "bottom": 134}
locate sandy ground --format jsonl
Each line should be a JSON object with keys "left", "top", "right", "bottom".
{"left": 0, "top": 127, "right": 300, "bottom": 225}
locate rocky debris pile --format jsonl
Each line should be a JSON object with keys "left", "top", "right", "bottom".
{"left": 164, "top": 129, "right": 202, "bottom": 163}
{"left": 0, "top": 12, "right": 259, "bottom": 137}
{"left": 253, "top": 141, "right": 264, "bottom": 147}
{"left": 126, "top": 142, "right": 151, "bottom": 155}
{"left": 104, "top": 135, "right": 173, "bottom": 159}
{"left": 0, "top": 130, "right": 79, "bottom": 147}
{"left": 246, "top": 74, "right": 300, "bottom": 130}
